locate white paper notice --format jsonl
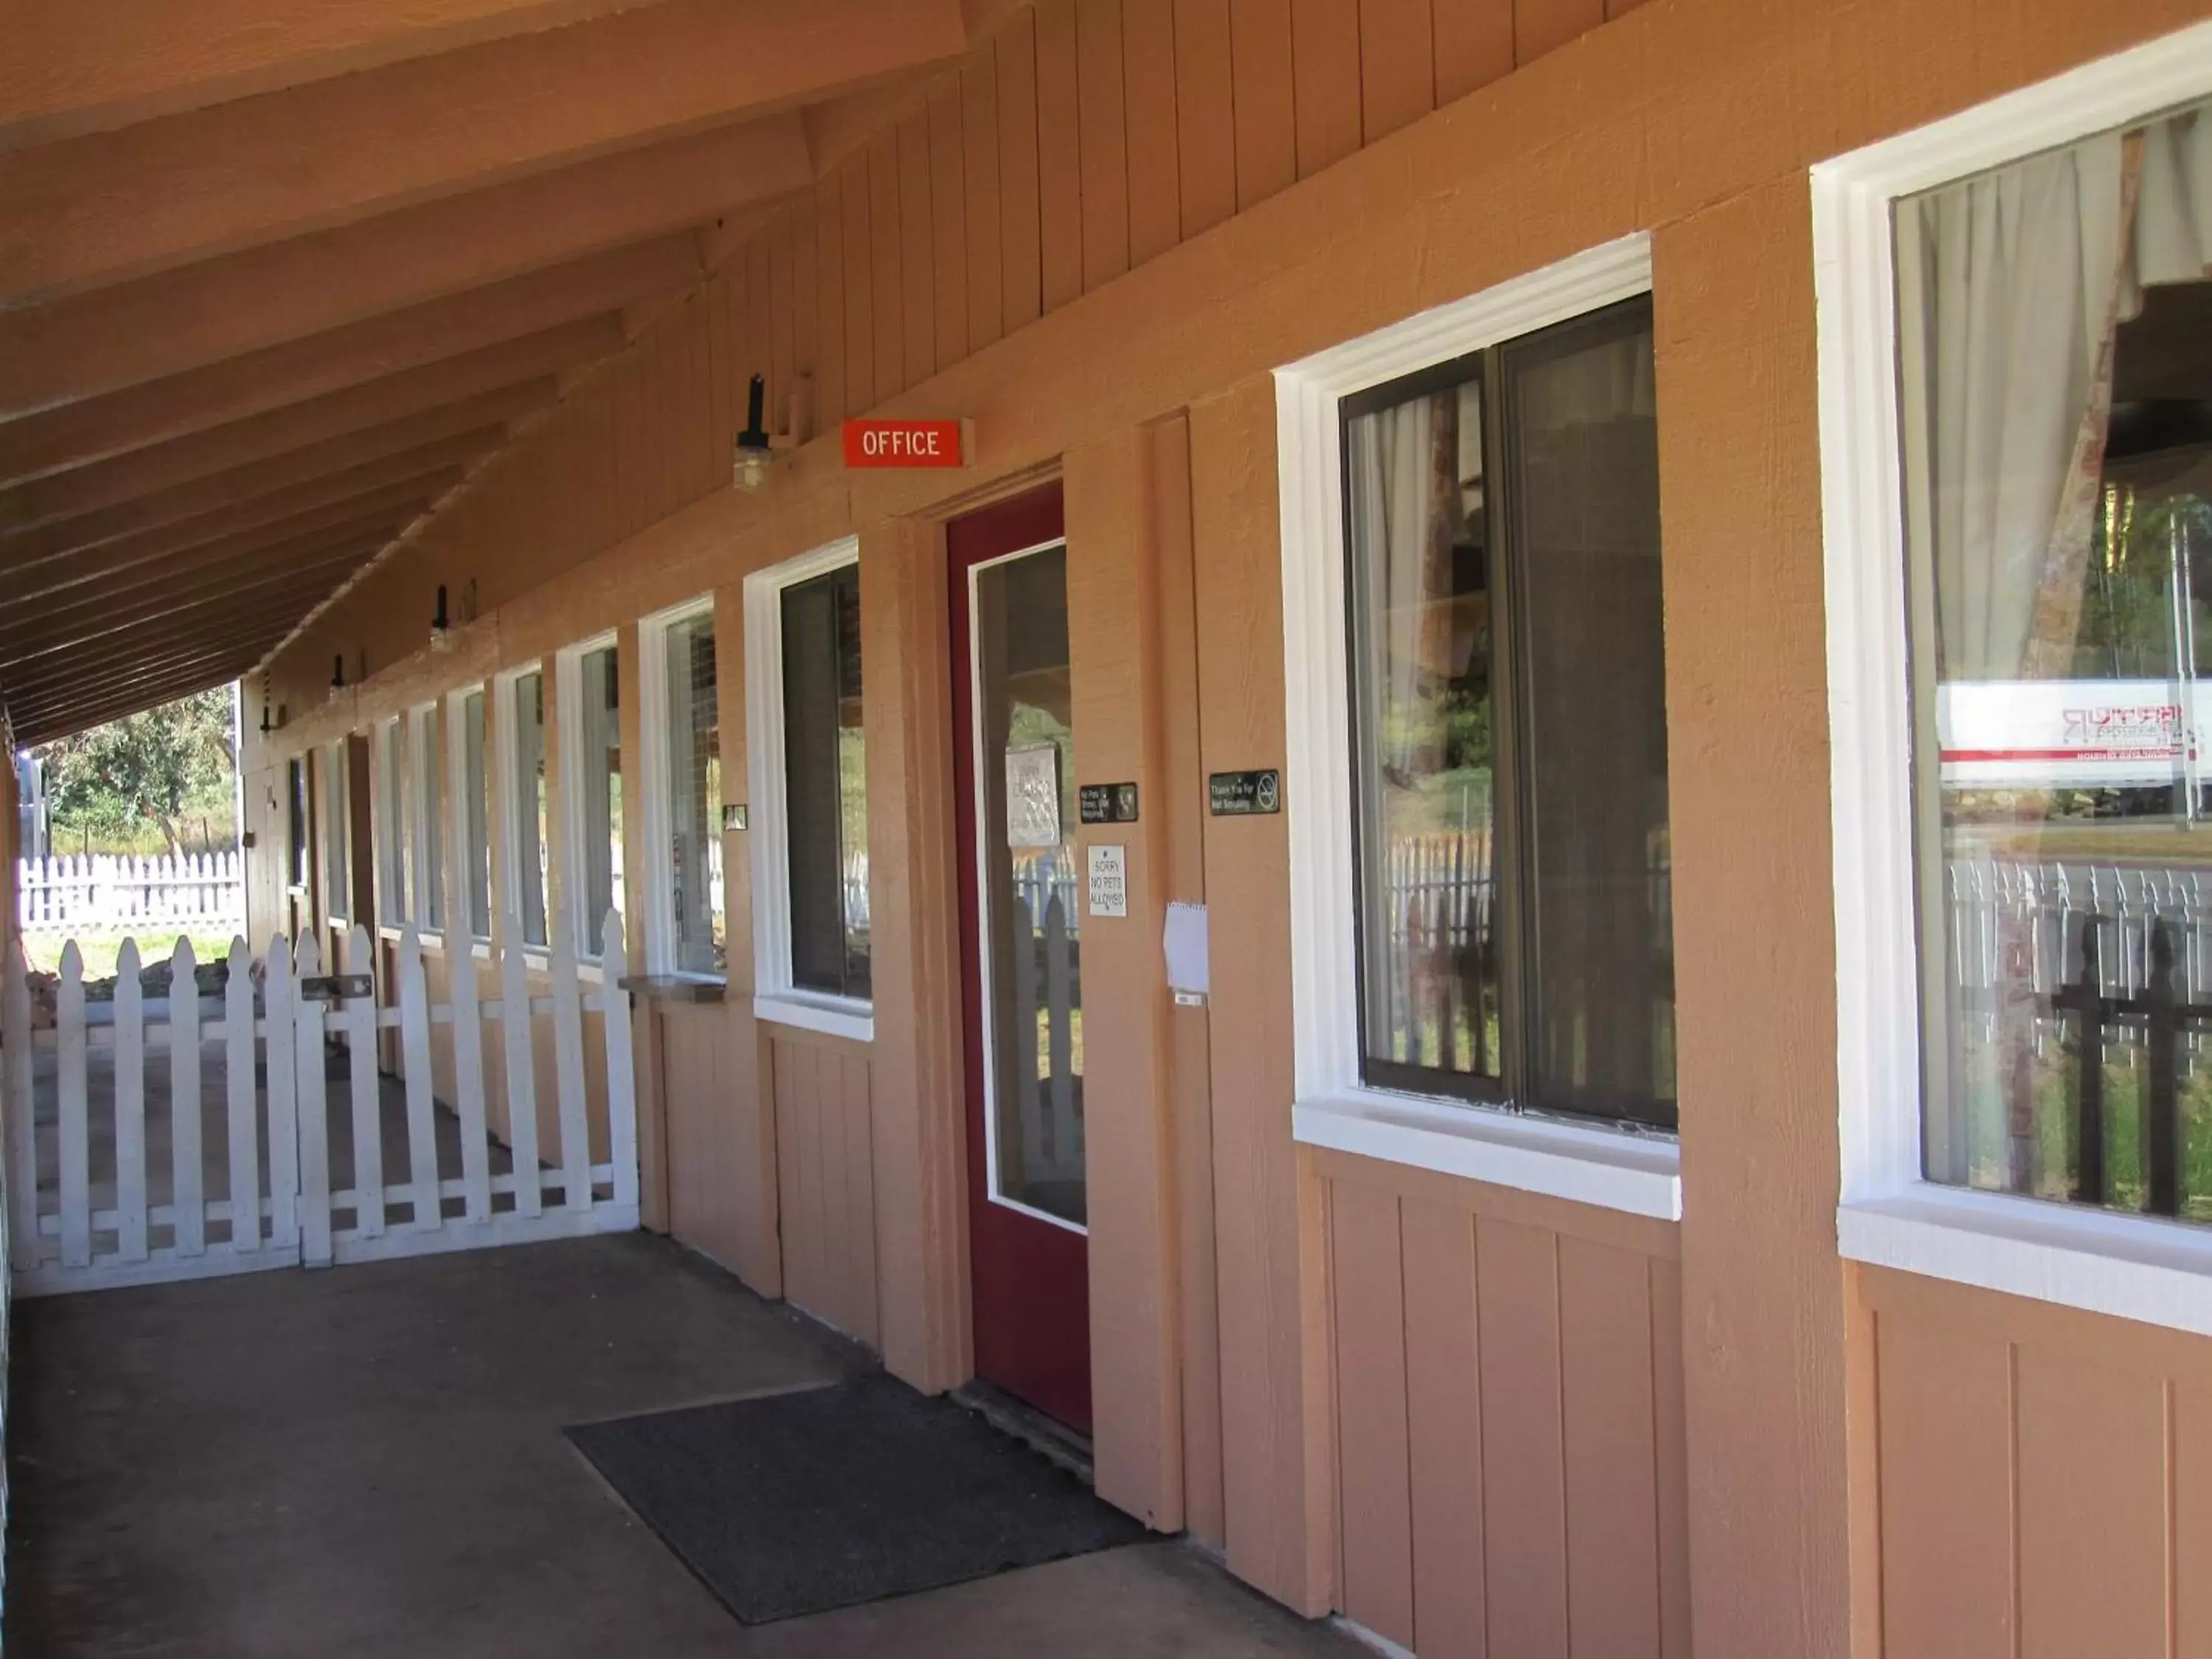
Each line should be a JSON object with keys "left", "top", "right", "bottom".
{"left": 1164, "top": 902, "right": 1209, "bottom": 995}
{"left": 1087, "top": 844, "right": 1128, "bottom": 917}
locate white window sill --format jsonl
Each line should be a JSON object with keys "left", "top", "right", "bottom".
{"left": 754, "top": 991, "right": 874, "bottom": 1044}
{"left": 1840, "top": 1183, "right": 2212, "bottom": 1339}
{"left": 1292, "top": 1089, "right": 1680, "bottom": 1221}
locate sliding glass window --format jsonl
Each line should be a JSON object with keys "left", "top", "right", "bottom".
{"left": 1346, "top": 296, "right": 1673, "bottom": 1127}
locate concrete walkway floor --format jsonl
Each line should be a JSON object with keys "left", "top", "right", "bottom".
{"left": 4, "top": 1233, "right": 1361, "bottom": 1659}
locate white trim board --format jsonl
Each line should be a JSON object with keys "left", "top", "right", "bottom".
{"left": 1270, "top": 232, "right": 1680, "bottom": 1221}
{"left": 1812, "top": 18, "right": 2212, "bottom": 1331}
{"left": 742, "top": 537, "right": 874, "bottom": 1043}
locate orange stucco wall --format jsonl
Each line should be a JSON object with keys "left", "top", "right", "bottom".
{"left": 246, "top": 0, "right": 2212, "bottom": 1653}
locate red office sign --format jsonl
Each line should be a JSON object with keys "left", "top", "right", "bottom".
{"left": 843, "top": 418, "right": 963, "bottom": 468}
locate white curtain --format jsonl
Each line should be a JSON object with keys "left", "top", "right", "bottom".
{"left": 1348, "top": 393, "right": 1455, "bottom": 777}
{"left": 1914, "top": 105, "right": 2212, "bottom": 682}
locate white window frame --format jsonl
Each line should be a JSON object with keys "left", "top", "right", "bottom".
{"left": 495, "top": 660, "right": 552, "bottom": 958}
{"left": 407, "top": 702, "right": 442, "bottom": 936}
{"left": 742, "top": 537, "right": 874, "bottom": 1042}
{"left": 375, "top": 715, "right": 406, "bottom": 938}
{"left": 1815, "top": 19, "right": 2212, "bottom": 1335}
{"left": 557, "top": 631, "right": 622, "bottom": 967}
{"left": 1274, "top": 232, "right": 1680, "bottom": 1222}
{"left": 447, "top": 682, "right": 493, "bottom": 948}
{"left": 638, "top": 594, "right": 723, "bottom": 981}
{"left": 321, "top": 740, "right": 349, "bottom": 923}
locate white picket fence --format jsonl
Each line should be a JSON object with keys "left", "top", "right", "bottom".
{"left": 18, "top": 852, "right": 246, "bottom": 935}
{"left": 1, "top": 911, "right": 636, "bottom": 1296}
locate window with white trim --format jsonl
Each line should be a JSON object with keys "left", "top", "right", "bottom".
{"left": 453, "top": 686, "right": 492, "bottom": 940}
{"left": 376, "top": 717, "right": 407, "bottom": 928}
{"left": 641, "top": 598, "right": 724, "bottom": 977}
{"left": 1276, "top": 236, "right": 1681, "bottom": 1220}
{"left": 286, "top": 756, "right": 308, "bottom": 891}
{"left": 1817, "top": 23, "right": 2212, "bottom": 1332}
{"left": 321, "top": 740, "right": 349, "bottom": 922}
{"left": 409, "top": 703, "right": 444, "bottom": 931}
{"left": 744, "top": 540, "right": 872, "bottom": 1037}
{"left": 499, "top": 665, "right": 550, "bottom": 949}
{"left": 558, "top": 636, "right": 623, "bottom": 960}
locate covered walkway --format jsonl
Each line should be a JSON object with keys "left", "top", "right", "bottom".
{"left": 4, "top": 1233, "right": 1356, "bottom": 1658}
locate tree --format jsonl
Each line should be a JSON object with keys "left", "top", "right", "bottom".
{"left": 39, "top": 688, "right": 235, "bottom": 855}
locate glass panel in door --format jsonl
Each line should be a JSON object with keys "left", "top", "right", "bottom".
{"left": 970, "top": 545, "right": 1085, "bottom": 1227}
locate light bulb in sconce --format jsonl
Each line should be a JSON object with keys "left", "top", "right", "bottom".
{"left": 431, "top": 583, "right": 453, "bottom": 652}
{"left": 733, "top": 372, "right": 773, "bottom": 492}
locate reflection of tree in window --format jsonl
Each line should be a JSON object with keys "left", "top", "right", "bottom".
{"left": 1905, "top": 100, "right": 2212, "bottom": 1219}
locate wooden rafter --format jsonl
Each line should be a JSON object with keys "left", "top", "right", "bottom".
{"left": 0, "top": 0, "right": 965, "bottom": 305}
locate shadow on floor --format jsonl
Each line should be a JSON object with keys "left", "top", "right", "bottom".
{"left": 5, "top": 1233, "right": 1360, "bottom": 1659}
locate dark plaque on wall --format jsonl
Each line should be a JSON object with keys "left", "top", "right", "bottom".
{"left": 1208, "top": 769, "right": 1281, "bottom": 815}
{"left": 1079, "top": 782, "right": 1140, "bottom": 824}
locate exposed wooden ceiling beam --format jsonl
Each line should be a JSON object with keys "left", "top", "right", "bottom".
{"left": 0, "top": 120, "right": 805, "bottom": 411}
{"left": 1, "top": 498, "right": 427, "bottom": 615}
{"left": 1, "top": 438, "right": 480, "bottom": 577}
{"left": 0, "top": 352, "right": 563, "bottom": 518}
{"left": 9, "top": 638, "right": 288, "bottom": 740}
{"left": 0, "top": 382, "right": 547, "bottom": 535}
{"left": 3, "top": 428, "right": 501, "bottom": 566}
{"left": 0, "top": 561, "right": 374, "bottom": 670}
{"left": 0, "top": 535, "right": 389, "bottom": 655}
{"left": 12, "top": 515, "right": 413, "bottom": 614}
{"left": 0, "top": 0, "right": 966, "bottom": 305}
{"left": 0, "top": 231, "right": 687, "bottom": 456}
{"left": 0, "top": 0, "right": 697, "bottom": 150}
{"left": 12, "top": 653, "right": 280, "bottom": 747}
{"left": 0, "top": 313, "right": 621, "bottom": 492}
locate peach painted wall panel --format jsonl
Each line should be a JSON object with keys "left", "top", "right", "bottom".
{"left": 770, "top": 1028, "right": 879, "bottom": 1346}
{"left": 1866, "top": 1266, "right": 2212, "bottom": 1659}
{"left": 1322, "top": 1150, "right": 1686, "bottom": 1659}
{"left": 660, "top": 1001, "right": 748, "bottom": 1274}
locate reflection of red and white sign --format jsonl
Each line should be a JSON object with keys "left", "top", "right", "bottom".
{"left": 842, "top": 418, "right": 963, "bottom": 468}
{"left": 1939, "top": 680, "right": 2198, "bottom": 787}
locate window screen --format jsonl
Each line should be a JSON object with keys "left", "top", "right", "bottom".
{"left": 321, "top": 742, "right": 349, "bottom": 921}
{"left": 414, "top": 706, "right": 445, "bottom": 931}
{"left": 781, "top": 566, "right": 870, "bottom": 998}
{"left": 574, "top": 644, "right": 622, "bottom": 956}
{"left": 664, "top": 613, "right": 723, "bottom": 975}
{"left": 461, "top": 689, "right": 490, "bottom": 939}
{"left": 509, "top": 669, "right": 549, "bottom": 948}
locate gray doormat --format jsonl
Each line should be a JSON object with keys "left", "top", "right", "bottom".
{"left": 565, "top": 1373, "right": 1148, "bottom": 1624}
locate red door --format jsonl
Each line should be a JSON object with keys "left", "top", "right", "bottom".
{"left": 948, "top": 484, "right": 1092, "bottom": 1433}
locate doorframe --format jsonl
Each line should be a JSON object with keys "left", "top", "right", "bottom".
{"left": 860, "top": 438, "right": 1208, "bottom": 1531}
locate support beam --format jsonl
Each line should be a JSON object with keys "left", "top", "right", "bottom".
{"left": 1, "top": 428, "right": 500, "bottom": 566}
{"left": 0, "top": 0, "right": 696, "bottom": 150}
{"left": 0, "top": 361, "right": 560, "bottom": 519}
{"left": 1, "top": 493, "right": 424, "bottom": 608}
{"left": 0, "top": 119, "right": 806, "bottom": 410}
{"left": 0, "top": 232, "right": 686, "bottom": 472}
{"left": 0, "top": 0, "right": 967, "bottom": 304}
{"left": 1, "top": 529, "right": 393, "bottom": 646}
{"left": 0, "top": 385, "right": 543, "bottom": 535}
{"left": 8, "top": 612, "right": 299, "bottom": 695}
{"left": 10, "top": 641, "right": 286, "bottom": 742}
{"left": 0, "top": 303, "right": 615, "bottom": 491}
{"left": 0, "top": 563, "right": 369, "bottom": 670}
{"left": 1, "top": 442, "right": 476, "bottom": 582}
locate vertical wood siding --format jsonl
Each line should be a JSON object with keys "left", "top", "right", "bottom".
{"left": 770, "top": 1029, "right": 880, "bottom": 1346}
{"left": 1319, "top": 1147, "right": 1691, "bottom": 1659}
{"left": 1865, "top": 1265, "right": 2212, "bottom": 1659}
{"left": 280, "top": 0, "right": 1627, "bottom": 683}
